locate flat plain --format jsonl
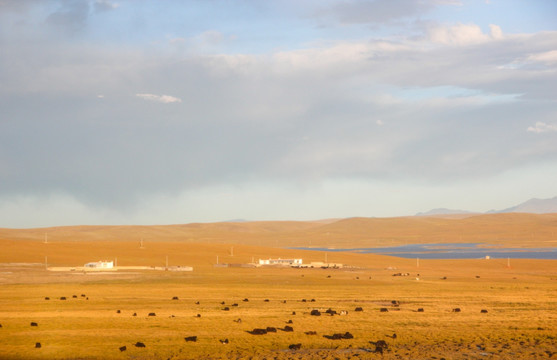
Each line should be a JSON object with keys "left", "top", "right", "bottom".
{"left": 0, "top": 213, "right": 556, "bottom": 359}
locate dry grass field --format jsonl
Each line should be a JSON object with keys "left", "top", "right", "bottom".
{"left": 0, "top": 214, "right": 556, "bottom": 359}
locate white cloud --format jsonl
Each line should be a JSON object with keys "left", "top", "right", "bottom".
{"left": 200, "top": 30, "right": 225, "bottom": 45}
{"left": 489, "top": 24, "right": 503, "bottom": 39}
{"left": 428, "top": 23, "right": 489, "bottom": 45}
{"left": 94, "top": 0, "right": 119, "bottom": 12}
{"left": 136, "top": 93, "right": 182, "bottom": 104}
{"left": 527, "top": 50, "right": 557, "bottom": 65}
{"left": 527, "top": 121, "right": 557, "bottom": 133}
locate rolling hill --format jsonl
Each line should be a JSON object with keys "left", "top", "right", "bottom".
{"left": 1, "top": 213, "right": 556, "bottom": 250}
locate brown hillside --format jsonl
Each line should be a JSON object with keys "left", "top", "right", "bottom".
{"left": 1, "top": 213, "right": 556, "bottom": 249}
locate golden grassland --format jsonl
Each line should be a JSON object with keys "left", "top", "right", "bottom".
{"left": 0, "top": 214, "right": 556, "bottom": 359}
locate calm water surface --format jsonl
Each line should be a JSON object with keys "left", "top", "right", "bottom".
{"left": 292, "top": 243, "right": 557, "bottom": 259}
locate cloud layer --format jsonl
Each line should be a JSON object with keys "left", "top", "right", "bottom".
{"left": 1, "top": 0, "right": 556, "bottom": 227}
{"left": 136, "top": 94, "right": 182, "bottom": 104}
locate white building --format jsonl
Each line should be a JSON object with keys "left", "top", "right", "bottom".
{"left": 258, "top": 258, "right": 303, "bottom": 266}
{"left": 84, "top": 260, "right": 114, "bottom": 269}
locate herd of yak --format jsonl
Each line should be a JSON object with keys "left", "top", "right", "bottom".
{"left": 5, "top": 293, "right": 489, "bottom": 356}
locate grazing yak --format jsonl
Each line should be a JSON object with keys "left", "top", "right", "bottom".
{"left": 354, "top": 307, "right": 363, "bottom": 312}
{"left": 44, "top": 297, "right": 50, "bottom": 300}
{"left": 60, "top": 297, "right": 66, "bottom": 301}
{"left": 30, "top": 322, "right": 38, "bottom": 327}
{"left": 370, "top": 340, "right": 388, "bottom": 354}
{"left": 148, "top": 312, "right": 156, "bottom": 317}
{"left": 281, "top": 326, "right": 294, "bottom": 332}
{"left": 35, "top": 342, "right": 41, "bottom": 348}
{"left": 119, "top": 346, "right": 126, "bottom": 352}
{"left": 184, "top": 336, "right": 197, "bottom": 342}
{"left": 310, "top": 309, "right": 321, "bottom": 316}
{"left": 452, "top": 308, "right": 461, "bottom": 313}
{"left": 324, "top": 332, "right": 353, "bottom": 340}
{"left": 172, "top": 296, "right": 179, "bottom": 300}
{"left": 247, "top": 328, "right": 267, "bottom": 335}
{"left": 289, "top": 343, "right": 302, "bottom": 350}
{"left": 222, "top": 307, "right": 230, "bottom": 311}
{"left": 135, "top": 342, "right": 146, "bottom": 348}
{"left": 481, "top": 309, "right": 488, "bottom": 313}
{"left": 266, "top": 327, "right": 277, "bottom": 333}
{"left": 380, "top": 308, "right": 389, "bottom": 312}
{"left": 305, "top": 331, "right": 317, "bottom": 335}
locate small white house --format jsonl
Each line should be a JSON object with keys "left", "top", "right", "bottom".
{"left": 84, "top": 260, "right": 114, "bottom": 269}
{"left": 258, "top": 258, "right": 303, "bottom": 266}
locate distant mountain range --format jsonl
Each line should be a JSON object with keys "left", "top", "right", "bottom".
{"left": 415, "top": 208, "right": 477, "bottom": 216}
{"left": 416, "top": 196, "right": 557, "bottom": 216}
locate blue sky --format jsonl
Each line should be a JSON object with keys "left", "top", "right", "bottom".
{"left": 1, "top": 0, "right": 556, "bottom": 227}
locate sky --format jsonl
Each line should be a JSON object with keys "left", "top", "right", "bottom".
{"left": 1, "top": 0, "right": 556, "bottom": 228}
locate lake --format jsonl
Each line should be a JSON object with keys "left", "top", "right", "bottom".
{"left": 291, "top": 243, "right": 557, "bottom": 260}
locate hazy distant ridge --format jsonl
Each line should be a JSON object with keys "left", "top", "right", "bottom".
{"left": 418, "top": 196, "right": 557, "bottom": 216}
{"left": 495, "top": 196, "right": 557, "bottom": 214}
{"left": 415, "top": 208, "right": 475, "bottom": 216}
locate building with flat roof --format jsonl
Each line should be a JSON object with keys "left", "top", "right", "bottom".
{"left": 258, "top": 258, "right": 302, "bottom": 266}
{"left": 84, "top": 260, "right": 114, "bottom": 269}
